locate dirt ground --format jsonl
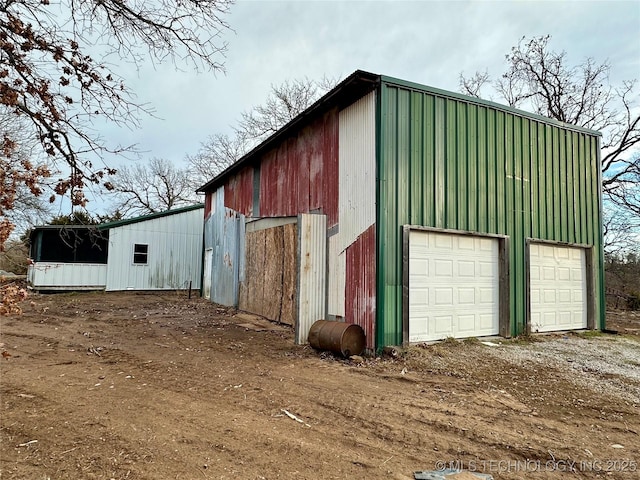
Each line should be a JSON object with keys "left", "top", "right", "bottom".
{"left": 1, "top": 291, "right": 638, "bottom": 480}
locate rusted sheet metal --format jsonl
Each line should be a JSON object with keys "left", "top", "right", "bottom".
{"left": 203, "top": 186, "right": 245, "bottom": 306}
{"left": 345, "top": 224, "right": 376, "bottom": 351}
{"left": 322, "top": 111, "right": 339, "bottom": 228}
{"left": 259, "top": 110, "right": 339, "bottom": 226}
{"left": 204, "top": 192, "right": 213, "bottom": 218}
{"left": 224, "top": 165, "right": 254, "bottom": 216}
{"left": 296, "top": 214, "right": 327, "bottom": 344}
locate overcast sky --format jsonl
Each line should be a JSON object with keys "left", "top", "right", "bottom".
{"left": 84, "top": 0, "right": 639, "bottom": 214}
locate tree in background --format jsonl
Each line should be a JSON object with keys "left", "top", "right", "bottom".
{"left": 0, "top": 0, "right": 233, "bottom": 251}
{"left": 1, "top": 111, "right": 52, "bottom": 250}
{"left": 109, "top": 158, "right": 198, "bottom": 216}
{"left": 459, "top": 35, "right": 640, "bottom": 229}
{"left": 187, "top": 77, "right": 337, "bottom": 187}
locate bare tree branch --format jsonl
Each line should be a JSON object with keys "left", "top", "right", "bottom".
{"left": 459, "top": 35, "right": 640, "bottom": 233}
{"left": 187, "top": 76, "right": 338, "bottom": 189}
{"left": 0, "top": 0, "right": 232, "bottom": 249}
{"left": 110, "top": 157, "right": 198, "bottom": 216}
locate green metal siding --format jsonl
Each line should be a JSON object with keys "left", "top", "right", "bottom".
{"left": 376, "top": 80, "right": 604, "bottom": 348}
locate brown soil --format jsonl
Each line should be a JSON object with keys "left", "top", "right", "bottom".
{"left": 1, "top": 291, "right": 639, "bottom": 480}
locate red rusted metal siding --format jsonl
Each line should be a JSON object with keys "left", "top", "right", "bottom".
{"left": 224, "top": 165, "right": 253, "bottom": 216}
{"left": 204, "top": 192, "right": 213, "bottom": 218}
{"left": 258, "top": 109, "right": 339, "bottom": 225}
{"left": 345, "top": 224, "right": 376, "bottom": 351}
{"left": 322, "top": 110, "right": 339, "bottom": 227}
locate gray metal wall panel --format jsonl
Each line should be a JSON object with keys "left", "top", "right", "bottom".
{"left": 28, "top": 263, "right": 107, "bottom": 290}
{"left": 296, "top": 213, "right": 327, "bottom": 344}
{"left": 105, "top": 208, "right": 203, "bottom": 291}
{"left": 203, "top": 186, "right": 244, "bottom": 306}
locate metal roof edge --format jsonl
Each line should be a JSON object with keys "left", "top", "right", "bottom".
{"left": 379, "top": 75, "right": 602, "bottom": 137}
{"left": 197, "top": 70, "right": 381, "bottom": 193}
{"left": 96, "top": 203, "right": 204, "bottom": 230}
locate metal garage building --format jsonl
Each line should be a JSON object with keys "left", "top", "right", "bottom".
{"left": 199, "top": 70, "right": 604, "bottom": 351}
{"left": 28, "top": 205, "right": 204, "bottom": 292}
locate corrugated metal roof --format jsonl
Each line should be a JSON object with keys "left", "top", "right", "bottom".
{"left": 97, "top": 204, "right": 204, "bottom": 230}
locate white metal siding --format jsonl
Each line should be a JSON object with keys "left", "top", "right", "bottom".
{"left": 529, "top": 244, "right": 587, "bottom": 332}
{"left": 297, "top": 214, "right": 327, "bottom": 344}
{"left": 203, "top": 248, "right": 213, "bottom": 300}
{"left": 327, "top": 234, "right": 346, "bottom": 317}
{"left": 338, "top": 91, "right": 376, "bottom": 253}
{"left": 106, "top": 209, "right": 203, "bottom": 291}
{"left": 409, "top": 231, "right": 500, "bottom": 342}
{"left": 28, "top": 263, "right": 107, "bottom": 290}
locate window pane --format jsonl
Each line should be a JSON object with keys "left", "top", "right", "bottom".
{"left": 133, "top": 244, "right": 148, "bottom": 264}
{"left": 134, "top": 244, "right": 148, "bottom": 254}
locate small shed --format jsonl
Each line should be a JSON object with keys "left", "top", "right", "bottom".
{"left": 198, "top": 70, "right": 605, "bottom": 351}
{"left": 28, "top": 204, "right": 204, "bottom": 292}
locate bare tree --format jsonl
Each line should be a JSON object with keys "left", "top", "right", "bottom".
{"left": 459, "top": 35, "right": 640, "bottom": 217}
{"left": 110, "top": 158, "right": 198, "bottom": 216}
{"left": 0, "top": 0, "right": 232, "bottom": 249}
{"left": 186, "top": 132, "right": 249, "bottom": 186}
{"left": 187, "top": 76, "right": 337, "bottom": 186}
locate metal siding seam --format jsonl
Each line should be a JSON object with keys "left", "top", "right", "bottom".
{"left": 457, "top": 101, "right": 467, "bottom": 230}
{"left": 434, "top": 96, "right": 445, "bottom": 229}
{"left": 467, "top": 103, "right": 478, "bottom": 232}
{"left": 425, "top": 95, "right": 435, "bottom": 226}
{"left": 495, "top": 111, "right": 506, "bottom": 235}
{"left": 487, "top": 108, "right": 497, "bottom": 233}
{"left": 585, "top": 138, "right": 594, "bottom": 244}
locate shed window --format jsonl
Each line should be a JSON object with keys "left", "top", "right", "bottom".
{"left": 133, "top": 244, "right": 148, "bottom": 264}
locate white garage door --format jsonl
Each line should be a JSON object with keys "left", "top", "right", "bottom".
{"left": 409, "top": 231, "right": 500, "bottom": 342}
{"left": 529, "top": 244, "right": 587, "bottom": 333}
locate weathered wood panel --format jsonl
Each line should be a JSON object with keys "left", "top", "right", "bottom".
{"left": 281, "top": 223, "right": 298, "bottom": 325}
{"left": 239, "top": 224, "right": 298, "bottom": 325}
{"left": 263, "top": 227, "right": 284, "bottom": 320}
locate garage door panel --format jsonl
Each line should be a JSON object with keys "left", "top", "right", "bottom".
{"left": 409, "top": 231, "right": 500, "bottom": 342}
{"left": 478, "top": 261, "right": 497, "bottom": 277}
{"left": 458, "top": 237, "right": 475, "bottom": 250}
{"left": 457, "top": 315, "right": 476, "bottom": 332}
{"left": 530, "top": 244, "right": 587, "bottom": 333}
{"left": 435, "top": 259, "right": 454, "bottom": 276}
{"left": 434, "top": 235, "right": 452, "bottom": 249}
{"left": 458, "top": 261, "right": 475, "bottom": 276}
{"left": 558, "top": 289, "right": 572, "bottom": 303}
{"left": 435, "top": 288, "right": 454, "bottom": 305}
{"left": 479, "top": 313, "right": 495, "bottom": 329}
{"left": 458, "top": 288, "right": 475, "bottom": 304}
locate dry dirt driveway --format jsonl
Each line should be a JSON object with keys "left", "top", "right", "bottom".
{"left": 1, "top": 292, "right": 639, "bottom": 480}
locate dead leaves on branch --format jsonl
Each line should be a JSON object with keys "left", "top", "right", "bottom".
{"left": 0, "top": 0, "right": 232, "bottom": 245}
{"left": 0, "top": 281, "right": 28, "bottom": 315}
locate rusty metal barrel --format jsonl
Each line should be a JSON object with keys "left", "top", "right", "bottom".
{"left": 308, "top": 320, "right": 366, "bottom": 357}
